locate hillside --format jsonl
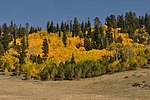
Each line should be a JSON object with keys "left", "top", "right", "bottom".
{"left": 1, "top": 27, "right": 150, "bottom": 80}
{"left": 0, "top": 12, "right": 150, "bottom": 81}
{"left": 0, "top": 68, "right": 150, "bottom": 100}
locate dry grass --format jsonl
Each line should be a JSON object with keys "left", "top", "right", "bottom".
{"left": 0, "top": 68, "right": 150, "bottom": 100}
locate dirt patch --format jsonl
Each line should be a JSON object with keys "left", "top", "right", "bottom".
{"left": 0, "top": 68, "right": 150, "bottom": 100}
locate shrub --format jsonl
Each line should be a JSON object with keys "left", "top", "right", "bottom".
{"left": 63, "top": 61, "right": 75, "bottom": 80}
{"left": 75, "top": 60, "right": 106, "bottom": 79}
{"left": 40, "top": 62, "right": 57, "bottom": 80}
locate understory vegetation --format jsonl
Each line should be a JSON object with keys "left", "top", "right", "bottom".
{"left": 0, "top": 11, "right": 150, "bottom": 80}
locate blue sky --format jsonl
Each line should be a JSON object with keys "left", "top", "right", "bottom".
{"left": 0, "top": 0, "right": 150, "bottom": 28}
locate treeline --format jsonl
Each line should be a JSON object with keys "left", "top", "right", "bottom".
{"left": 46, "top": 11, "right": 150, "bottom": 35}
{"left": 0, "top": 11, "right": 150, "bottom": 81}
{"left": 0, "top": 21, "right": 41, "bottom": 53}
{"left": 46, "top": 11, "right": 150, "bottom": 49}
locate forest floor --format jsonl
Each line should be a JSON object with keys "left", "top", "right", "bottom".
{"left": 0, "top": 68, "right": 150, "bottom": 100}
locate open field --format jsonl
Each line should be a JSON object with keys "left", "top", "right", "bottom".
{"left": 0, "top": 68, "right": 150, "bottom": 100}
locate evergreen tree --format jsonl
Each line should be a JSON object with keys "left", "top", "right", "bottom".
{"left": 106, "top": 28, "right": 113, "bottom": 46}
{"left": 145, "top": 13, "right": 150, "bottom": 34}
{"left": 58, "top": 30, "right": 61, "bottom": 37}
{"left": 66, "top": 21, "right": 70, "bottom": 32}
{"left": 29, "top": 26, "right": 34, "bottom": 34}
{"left": 84, "top": 22, "right": 88, "bottom": 33}
{"left": 1, "top": 23, "right": 11, "bottom": 51}
{"left": 87, "top": 27, "right": 92, "bottom": 38}
{"left": 106, "top": 15, "right": 117, "bottom": 28}
{"left": 12, "top": 23, "right": 18, "bottom": 46}
{"left": 117, "top": 14, "right": 125, "bottom": 32}
{"left": 99, "top": 26, "right": 105, "bottom": 49}
{"left": 25, "top": 23, "right": 29, "bottom": 49}
{"left": 84, "top": 37, "right": 92, "bottom": 51}
{"left": 0, "top": 42, "right": 5, "bottom": 57}
{"left": 87, "top": 17, "right": 91, "bottom": 28}
{"left": 60, "top": 21, "right": 66, "bottom": 33}
{"left": 124, "top": 11, "right": 138, "bottom": 35}
{"left": 9, "top": 20, "right": 15, "bottom": 36}
{"left": 73, "top": 17, "right": 80, "bottom": 37}
{"left": 56, "top": 23, "right": 59, "bottom": 33}
{"left": 93, "top": 17, "right": 102, "bottom": 49}
{"left": 139, "top": 16, "right": 145, "bottom": 28}
{"left": 110, "top": 14, "right": 117, "bottom": 28}
{"left": 70, "top": 20, "right": 73, "bottom": 32}
{"left": 19, "top": 36, "right": 27, "bottom": 65}
{"left": 47, "top": 21, "right": 51, "bottom": 33}
{"left": 62, "top": 32, "right": 67, "bottom": 47}
{"left": 37, "top": 54, "right": 43, "bottom": 64}
{"left": 42, "top": 38, "right": 49, "bottom": 60}
{"left": 81, "top": 21, "right": 84, "bottom": 33}
{"left": 50, "top": 21, "right": 54, "bottom": 33}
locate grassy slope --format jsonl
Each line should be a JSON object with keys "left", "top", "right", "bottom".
{"left": 0, "top": 68, "right": 150, "bottom": 100}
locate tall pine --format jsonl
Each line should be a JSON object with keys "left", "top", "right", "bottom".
{"left": 42, "top": 38, "right": 49, "bottom": 61}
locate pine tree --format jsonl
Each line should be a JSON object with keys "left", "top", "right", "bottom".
{"left": 84, "top": 37, "right": 92, "bottom": 51}
{"left": 70, "top": 20, "right": 73, "bottom": 32}
{"left": 87, "top": 17, "right": 91, "bottom": 28}
{"left": 93, "top": 17, "right": 101, "bottom": 49}
{"left": 0, "top": 42, "right": 5, "bottom": 57}
{"left": 12, "top": 23, "right": 18, "bottom": 46}
{"left": 19, "top": 36, "right": 27, "bottom": 65}
{"left": 9, "top": 20, "right": 15, "bottom": 36}
{"left": 58, "top": 30, "right": 61, "bottom": 37}
{"left": 66, "top": 21, "right": 70, "bottom": 32}
{"left": 106, "top": 15, "right": 117, "bottom": 28}
{"left": 29, "top": 26, "right": 34, "bottom": 34}
{"left": 25, "top": 23, "right": 29, "bottom": 49}
{"left": 73, "top": 17, "right": 80, "bottom": 37}
{"left": 60, "top": 21, "right": 66, "bottom": 33}
{"left": 124, "top": 11, "right": 138, "bottom": 35}
{"left": 117, "top": 14, "right": 125, "bottom": 32}
{"left": 47, "top": 21, "right": 51, "bottom": 33}
{"left": 106, "top": 28, "right": 113, "bottom": 46}
{"left": 62, "top": 32, "right": 67, "bottom": 47}
{"left": 81, "top": 21, "right": 84, "bottom": 33}
{"left": 87, "top": 27, "right": 92, "bottom": 38}
{"left": 1, "top": 23, "right": 11, "bottom": 51}
{"left": 50, "top": 21, "right": 54, "bottom": 33}
{"left": 42, "top": 38, "right": 49, "bottom": 60}
{"left": 84, "top": 22, "right": 88, "bottom": 33}
{"left": 37, "top": 54, "right": 43, "bottom": 64}
{"left": 99, "top": 26, "right": 105, "bottom": 49}
{"left": 56, "top": 23, "right": 59, "bottom": 33}
{"left": 145, "top": 13, "right": 150, "bottom": 34}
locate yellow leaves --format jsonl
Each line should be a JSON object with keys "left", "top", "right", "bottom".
{"left": 26, "top": 31, "right": 114, "bottom": 65}
{"left": 102, "top": 25, "right": 108, "bottom": 31}
{"left": 108, "top": 60, "right": 121, "bottom": 72}
{"left": 109, "top": 60, "right": 120, "bottom": 68}
{"left": 1, "top": 48, "right": 19, "bottom": 71}
{"left": 117, "top": 33, "right": 133, "bottom": 46}
{"left": 4, "top": 68, "right": 8, "bottom": 73}
{"left": 22, "top": 60, "right": 40, "bottom": 77}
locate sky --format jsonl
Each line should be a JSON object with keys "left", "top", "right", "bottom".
{"left": 0, "top": 0, "right": 150, "bottom": 29}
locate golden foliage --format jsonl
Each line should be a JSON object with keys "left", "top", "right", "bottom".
{"left": 1, "top": 48, "right": 19, "bottom": 71}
